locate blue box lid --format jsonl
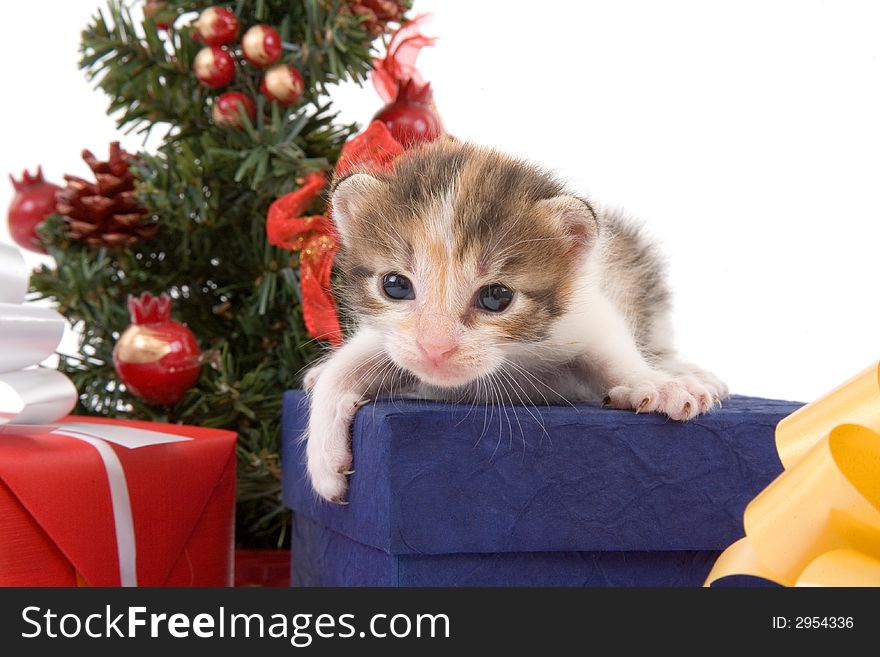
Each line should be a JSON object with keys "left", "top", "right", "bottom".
{"left": 282, "top": 391, "right": 801, "bottom": 555}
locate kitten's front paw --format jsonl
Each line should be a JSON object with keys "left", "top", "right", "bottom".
{"left": 305, "top": 391, "right": 363, "bottom": 503}
{"left": 308, "top": 455, "right": 351, "bottom": 503}
{"left": 605, "top": 376, "right": 719, "bottom": 421}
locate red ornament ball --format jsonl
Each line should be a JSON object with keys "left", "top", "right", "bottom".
{"left": 212, "top": 92, "right": 256, "bottom": 127}
{"left": 373, "top": 80, "right": 443, "bottom": 148}
{"left": 193, "top": 46, "right": 235, "bottom": 88}
{"left": 241, "top": 24, "right": 281, "bottom": 68}
{"left": 7, "top": 167, "right": 61, "bottom": 254}
{"left": 194, "top": 6, "right": 239, "bottom": 46}
{"left": 113, "top": 293, "right": 201, "bottom": 406}
{"left": 144, "top": 0, "right": 172, "bottom": 30}
{"left": 260, "top": 64, "right": 304, "bottom": 105}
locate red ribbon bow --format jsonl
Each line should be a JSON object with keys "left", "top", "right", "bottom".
{"left": 370, "top": 14, "right": 436, "bottom": 104}
{"left": 266, "top": 121, "right": 405, "bottom": 347}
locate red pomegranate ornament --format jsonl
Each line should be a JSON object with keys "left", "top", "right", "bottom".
{"left": 212, "top": 92, "right": 256, "bottom": 127}
{"left": 373, "top": 79, "right": 443, "bottom": 148}
{"left": 260, "top": 64, "right": 304, "bottom": 105}
{"left": 113, "top": 292, "right": 202, "bottom": 406}
{"left": 7, "top": 167, "right": 61, "bottom": 253}
{"left": 194, "top": 6, "right": 239, "bottom": 46}
{"left": 370, "top": 15, "right": 443, "bottom": 148}
{"left": 241, "top": 24, "right": 281, "bottom": 68}
{"left": 193, "top": 46, "right": 235, "bottom": 88}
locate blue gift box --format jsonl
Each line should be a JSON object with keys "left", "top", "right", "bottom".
{"left": 282, "top": 391, "right": 801, "bottom": 586}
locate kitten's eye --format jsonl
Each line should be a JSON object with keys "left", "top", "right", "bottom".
{"left": 477, "top": 284, "right": 514, "bottom": 312}
{"left": 381, "top": 273, "right": 415, "bottom": 300}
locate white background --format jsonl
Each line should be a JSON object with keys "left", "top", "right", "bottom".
{"left": 2, "top": 0, "right": 879, "bottom": 403}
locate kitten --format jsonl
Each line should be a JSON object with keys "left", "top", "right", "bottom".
{"left": 303, "top": 139, "right": 728, "bottom": 502}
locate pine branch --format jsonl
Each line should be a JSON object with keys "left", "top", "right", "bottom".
{"left": 32, "top": 0, "right": 411, "bottom": 547}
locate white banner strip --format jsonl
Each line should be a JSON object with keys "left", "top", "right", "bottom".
{"left": 52, "top": 423, "right": 192, "bottom": 449}
{"left": 0, "top": 369, "right": 77, "bottom": 426}
{"left": 0, "top": 302, "right": 68, "bottom": 373}
{"left": 62, "top": 433, "right": 138, "bottom": 587}
{"left": 0, "top": 243, "right": 28, "bottom": 305}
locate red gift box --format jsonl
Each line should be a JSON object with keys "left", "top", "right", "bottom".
{"left": 0, "top": 416, "right": 236, "bottom": 587}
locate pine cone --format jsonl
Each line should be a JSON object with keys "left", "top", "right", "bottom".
{"left": 346, "top": 0, "right": 408, "bottom": 36}
{"left": 55, "top": 142, "right": 157, "bottom": 248}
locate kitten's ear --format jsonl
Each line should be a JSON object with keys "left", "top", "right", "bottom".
{"left": 331, "top": 173, "right": 385, "bottom": 239}
{"left": 534, "top": 195, "right": 599, "bottom": 257}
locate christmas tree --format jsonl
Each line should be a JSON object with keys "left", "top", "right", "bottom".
{"left": 29, "top": 0, "right": 411, "bottom": 547}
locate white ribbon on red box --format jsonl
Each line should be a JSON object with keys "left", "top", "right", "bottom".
{"left": 0, "top": 242, "right": 190, "bottom": 586}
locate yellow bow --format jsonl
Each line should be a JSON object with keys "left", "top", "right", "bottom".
{"left": 705, "top": 362, "right": 880, "bottom": 587}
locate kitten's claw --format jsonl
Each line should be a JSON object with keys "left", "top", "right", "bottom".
{"left": 606, "top": 375, "right": 720, "bottom": 422}
{"left": 354, "top": 398, "right": 371, "bottom": 409}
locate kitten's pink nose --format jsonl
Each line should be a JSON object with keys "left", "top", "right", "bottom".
{"left": 417, "top": 337, "right": 459, "bottom": 366}
{"left": 416, "top": 314, "right": 459, "bottom": 367}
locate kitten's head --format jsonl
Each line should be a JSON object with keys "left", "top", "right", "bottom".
{"left": 331, "top": 140, "right": 597, "bottom": 388}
